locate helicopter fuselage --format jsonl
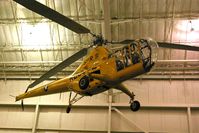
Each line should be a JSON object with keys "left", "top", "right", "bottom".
{"left": 16, "top": 39, "right": 158, "bottom": 101}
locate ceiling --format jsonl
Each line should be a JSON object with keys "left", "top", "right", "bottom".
{"left": 0, "top": 0, "right": 199, "bottom": 79}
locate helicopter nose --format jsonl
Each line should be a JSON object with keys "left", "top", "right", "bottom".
{"left": 138, "top": 38, "right": 158, "bottom": 71}
{"left": 146, "top": 38, "right": 159, "bottom": 64}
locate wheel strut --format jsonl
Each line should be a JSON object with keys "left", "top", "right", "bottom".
{"left": 66, "top": 92, "right": 84, "bottom": 113}
{"left": 66, "top": 104, "right": 72, "bottom": 113}
{"left": 129, "top": 92, "right": 140, "bottom": 112}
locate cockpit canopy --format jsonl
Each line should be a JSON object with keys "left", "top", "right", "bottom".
{"left": 112, "top": 38, "right": 158, "bottom": 72}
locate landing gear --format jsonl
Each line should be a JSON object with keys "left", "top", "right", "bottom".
{"left": 66, "top": 104, "right": 72, "bottom": 113}
{"left": 66, "top": 92, "right": 84, "bottom": 113}
{"left": 128, "top": 91, "right": 140, "bottom": 112}
{"left": 130, "top": 100, "right": 140, "bottom": 112}
{"left": 113, "top": 84, "right": 140, "bottom": 112}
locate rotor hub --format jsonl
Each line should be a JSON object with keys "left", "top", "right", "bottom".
{"left": 93, "top": 35, "right": 107, "bottom": 46}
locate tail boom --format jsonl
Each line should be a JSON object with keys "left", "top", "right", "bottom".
{"left": 16, "top": 77, "right": 71, "bottom": 101}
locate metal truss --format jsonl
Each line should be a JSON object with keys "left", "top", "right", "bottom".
{"left": 0, "top": 60, "right": 199, "bottom": 80}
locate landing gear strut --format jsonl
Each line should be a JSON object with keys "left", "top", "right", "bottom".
{"left": 66, "top": 104, "right": 72, "bottom": 113}
{"left": 129, "top": 91, "right": 140, "bottom": 112}
{"left": 111, "top": 84, "right": 141, "bottom": 112}
{"left": 66, "top": 92, "right": 84, "bottom": 113}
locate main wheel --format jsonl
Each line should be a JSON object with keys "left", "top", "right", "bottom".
{"left": 79, "top": 76, "right": 89, "bottom": 90}
{"left": 130, "top": 100, "right": 140, "bottom": 112}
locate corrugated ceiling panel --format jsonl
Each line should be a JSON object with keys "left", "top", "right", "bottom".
{"left": 0, "top": 26, "right": 6, "bottom": 45}
{"left": 3, "top": 25, "right": 13, "bottom": 45}
{"left": 0, "top": 1, "right": 13, "bottom": 19}
{"left": 0, "top": 0, "right": 198, "bottom": 67}
{"left": 61, "top": 0, "right": 71, "bottom": 17}
{"left": 3, "top": 51, "right": 22, "bottom": 61}
{"left": 191, "top": 0, "right": 199, "bottom": 13}
{"left": 110, "top": 0, "right": 199, "bottom": 19}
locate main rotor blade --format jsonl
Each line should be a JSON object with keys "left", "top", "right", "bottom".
{"left": 111, "top": 39, "right": 135, "bottom": 44}
{"left": 157, "top": 42, "right": 199, "bottom": 52}
{"left": 13, "top": 0, "right": 90, "bottom": 34}
{"left": 27, "top": 48, "right": 88, "bottom": 89}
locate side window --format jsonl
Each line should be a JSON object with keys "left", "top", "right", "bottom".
{"left": 130, "top": 43, "right": 140, "bottom": 64}
{"left": 115, "top": 59, "right": 124, "bottom": 71}
{"left": 140, "top": 40, "right": 151, "bottom": 63}
{"left": 123, "top": 47, "right": 131, "bottom": 66}
{"left": 113, "top": 50, "right": 125, "bottom": 71}
{"left": 131, "top": 52, "right": 140, "bottom": 64}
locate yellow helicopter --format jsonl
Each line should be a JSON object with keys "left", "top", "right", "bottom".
{"left": 13, "top": 0, "right": 199, "bottom": 113}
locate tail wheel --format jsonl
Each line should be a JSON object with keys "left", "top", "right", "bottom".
{"left": 66, "top": 104, "right": 72, "bottom": 113}
{"left": 130, "top": 100, "right": 140, "bottom": 112}
{"left": 79, "top": 76, "right": 89, "bottom": 90}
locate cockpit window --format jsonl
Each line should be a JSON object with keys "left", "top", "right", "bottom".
{"left": 139, "top": 39, "right": 154, "bottom": 71}
{"left": 130, "top": 43, "right": 140, "bottom": 64}
{"left": 113, "top": 42, "right": 142, "bottom": 71}
{"left": 140, "top": 40, "right": 151, "bottom": 62}
{"left": 123, "top": 46, "right": 131, "bottom": 66}
{"left": 112, "top": 38, "right": 157, "bottom": 72}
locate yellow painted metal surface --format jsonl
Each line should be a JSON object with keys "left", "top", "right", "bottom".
{"left": 16, "top": 77, "right": 71, "bottom": 101}
{"left": 73, "top": 46, "right": 110, "bottom": 75}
